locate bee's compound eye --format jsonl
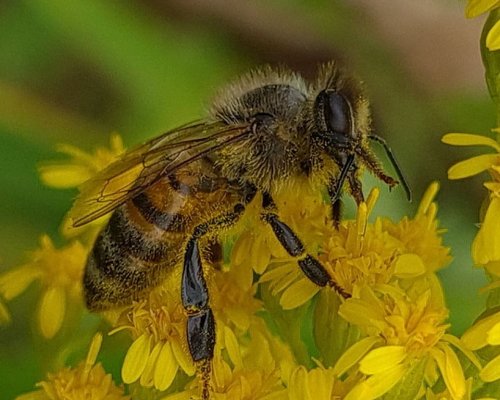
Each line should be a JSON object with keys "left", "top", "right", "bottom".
{"left": 323, "top": 91, "right": 351, "bottom": 136}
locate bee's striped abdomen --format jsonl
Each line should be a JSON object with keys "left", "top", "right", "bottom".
{"left": 83, "top": 169, "right": 238, "bottom": 311}
{"left": 83, "top": 174, "right": 191, "bottom": 310}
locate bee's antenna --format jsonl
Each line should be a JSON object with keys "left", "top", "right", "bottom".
{"left": 367, "top": 134, "right": 412, "bottom": 201}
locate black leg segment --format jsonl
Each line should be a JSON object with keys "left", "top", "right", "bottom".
{"left": 261, "top": 193, "right": 349, "bottom": 298}
{"left": 263, "top": 213, "right": 304, "bottom": 257}
{"left": 298, "top": 255, "right": 330, "bottom": 287}
{"left": 182, "top": 238, "right": 209, "bottom": 310}
{"left": 187, "top": 309, "right": 216, "bottom": 362}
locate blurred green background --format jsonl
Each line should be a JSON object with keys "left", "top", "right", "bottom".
{"left": 0, "top": 0, "right": 495, "bottom": 397}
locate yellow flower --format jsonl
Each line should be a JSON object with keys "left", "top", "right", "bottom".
{"left": 16, "top": 333, "right": 129, "bottom": 400}
{"left": 111, "top": 277, "right": 195, "bottom": 392}
{"left": 211, "top": 256, "right": 263, "bottom": 332}
{"left": 442, "top": 133, "right": 500, "bottom": 180}
{"left": 0, "top": 234, "right": 87, "bottom": 338}
{"left": 282, "top": 363, "right": 360, "bottom": 400}
{"left": 382, "top": 182, "right": 452, "bottom": 274}
{"left": 209, "top": 265, "right": 263, "bottom": 375}
{"left": 261, "top": 184, "right": 450, "bottom": 309}
{"left": 162, "top": 323, "right": 292, "bottom": 400}
{"left": 38, "top": 133, "right": 125, "bottom": 239}
{"left": 336, "top": 283, "right": 474, "bottom": 400}
{"left": 462, "top": 310, "right": 500, "bottom": 382}
{"left": 231, "top": 178, "right": 331, "bottom": 285}
{"left": 39, "top": 133, "right": 125, "bottom": 188}
{"left": 320, "top": 189, "right": 405, "bottom": 297}
{"left": 443, "top": 133, "right": 500, "bottom": 270}
{"left": 472, "top": 196, "right": 500, "bottom": 270}
{"left": 465, "top": 1, "right": 500, "bottom": 49}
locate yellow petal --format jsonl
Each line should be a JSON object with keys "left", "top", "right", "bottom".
{"left": 480, "top": 353, "right": 500, "bottom": 382}
{"left": 280, "top": 278, "right": 319, "bottom": 310}
{"left": 359, "top": 346, "right": 406, "bottom": 374}
{"left": 109, "top": 133, "right": 125, "bottom": 154}
{"left": 171, "top": 338, "right": 195, "bottom": 376}
{"left": 442, "top": 133, "right": 500, "bottom": 151}
{"left": 487, "top": 321, "right": 500, "bottom": 345}
{"left": 38, "top": 286, "right": 66, "bottom": 339}
{"left": 288, "top": 366, "right": 311, "bottom": 400}
{"left": 122, "top": 334, "right": 151, "bottom": 383}
{"left": 448, "top": 154, "right": 498, "bottom": 179}
{"left": 394, "top": 254, "right": 426, "bottom": 278}
{"left": 251, "top": 235, "right": 272, "bottom": 275}
{"left": 85, "top": 332, "right": 103, "bottom": 367}
{"left": 38, "top": 164, "right": 91, "bottom": 188}
{"left": 465, "top": 0, "right": 500, "bottom": 17}
{"left": 344, "top": 381, "right": 373, "bottom": 400}
{"left": 442, "top": 344, "right": 466, "bottom": 400}
{"left": 431, "top": 345, "right": 466, "bottom": 400}
{"left": 487, "top": 19, "right": 500, "bottom": 50}
{"left": 140, "top": 341, "right": 163, "bottom": 387}
{"left": 472, "top": 197, "right": 500, "bottom": 265}
{"left": 365, "top": 187, "right": 380, "bottom": 216}
{"left": 333, "top": 336, "right": 381, "bottom": 376}
{"left": 307, "top": 367, "right": 335, "bottom": 399}
{"left": 416, "top": 181, "right": 439, "bottom": 216}
{"left": 154, "top": 342, "right": 179, "bottom": 391}
{"left": 442, "top": 334, "right": 482, "bottom": 370}
{"left": 338, "top": 299, "right": 384, "bottom": 327}
{"left": 224, "top": 326, "right": 243, "bottom": 369}
{"left": 485, "top": 260, "right": 500, "bottom": 277}
{"left": 361, "top": 364, "right": 408, "bottom": 398}
{"left": 0, "top": 266, "right": 41, "bottom": 300}
{"left": 462, "top": 312, "right": 500, "bottom": 350}
{"left": 54, "top": 143, "right": 95, "bottom": 164}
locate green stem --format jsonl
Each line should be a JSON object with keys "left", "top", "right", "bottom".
{"left": 481, "top": 9, "right": 500, "bottom": 125}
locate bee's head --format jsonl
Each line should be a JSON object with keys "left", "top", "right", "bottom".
{"left": 311, "top": 88, "right": 411, "bottom": 202}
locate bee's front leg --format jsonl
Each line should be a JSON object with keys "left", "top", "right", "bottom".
{"left": 261, "top": 192, "right": 350, "bottom": 299}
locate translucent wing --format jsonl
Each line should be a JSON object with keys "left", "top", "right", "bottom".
{"left": 70, "top": 120, "right": 250, "bottom": 227}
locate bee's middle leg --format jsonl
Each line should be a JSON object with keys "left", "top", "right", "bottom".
{"left": 261, "top": 192, "right": 350, "bottom": 299}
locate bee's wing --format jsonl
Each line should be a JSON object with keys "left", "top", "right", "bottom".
{"left": 70, "top": 120, "right": 250, "bottom": 227}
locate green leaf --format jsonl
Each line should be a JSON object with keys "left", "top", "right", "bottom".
{"left": 482, "top": 8, "right": 500, "bottom": 120}
{"left": 260, "top": 282, "right": 314, "bottom": 367}
{"left": 313, "top": 289, "right": 361, "bottom": 367}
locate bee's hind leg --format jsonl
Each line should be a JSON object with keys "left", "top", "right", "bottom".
{"left": 181, "top": 187, "right": 256, "bottom": 398}
{"left": 261, "top": 192, "right": 350, "bottom": 299}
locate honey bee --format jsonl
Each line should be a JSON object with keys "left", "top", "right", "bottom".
{"left": 71, "top": 62, "right": 410, "bottom": 381}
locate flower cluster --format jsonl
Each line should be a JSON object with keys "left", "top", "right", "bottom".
{"left": 437, "top": 0, "right": 500, "bottom": 393}
{"left": 0, "top": 235, "right": 87, "bottom": 338}
{"left": 16, "top": 333, "right": 129, "bottom": 400}
{"left": 2, "top": 127, "right": 474, "bottom": 399}
{"left": 442, "top": 130, "right": 500, "bottom": 388}
{"left": 5, "top": 2, "right": 500, "bottom": 397}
